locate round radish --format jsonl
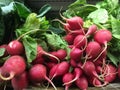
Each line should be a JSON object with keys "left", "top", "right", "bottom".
{"left": 7, "top": 40, "right": 24, "bottom": 55}
{"left": 56, "top": 49, "right": 67, "bottom": 60}
{"left": 49, "top": 61, "right": 70, "bottom": 80}
{"left": 28, "top": 64, "right": 57, "bottom": 90}
{"left": 62, "top": 72, "right": 74, "bottom": 90}
{"left": 0, "top": 55, "right": 26, "bottom": 80}
{"left": 70, "top": 48, "right": 83, "bottom": 61}
{"left": 11, "top": 71, "right": 29, "bottom": 90}
{"left": 93, "top": 30, "right": 112, "bottom": 61}
{"left": 75, "top": 76, "right": 88, "bottom": 90}
{"left": 64, "top": 34, "right": 75, "bottom": 45}
{"left": 85, "top": 41, "right": 102, "bottom": 59}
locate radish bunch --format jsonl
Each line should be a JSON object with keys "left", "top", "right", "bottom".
{"left": 0, "top": 16, "right": 119, "bottom": 90}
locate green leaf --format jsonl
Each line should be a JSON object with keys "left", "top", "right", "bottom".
{"left": 38, "top": 4, "right": 51, "bottom": 17}
{"left": 13, "top": 2, "right": 31, "bottom": 19}
{"left": 69, "top": 0, "right": 87, "bottom": 8}
{"left": 22, "top": 35, "right": 37, "bottom": 63}
{"left": 107, "top": 51, "right": 119, "bottom": 66}
{"left": 0, "top": 48, "right": 5, "bottom": 57}
{"left": 87, "top": 8, "right": 108, "bottom": 24}
{"left": 110, "top": 16, "right": 120, "bottom": 39}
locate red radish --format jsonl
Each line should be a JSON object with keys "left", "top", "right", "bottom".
{"left": 65, "top": 16, "right": 84, "bottom": 30}
{"left": 28, "top": 64, "right": 57, "bottom": 90}
{"left": 0, "top": 44, "right": 8, "bottom": 57}
{"left": 85, "top": 41, "right": 102, "bottom": 59}
{"left": 70, "top": 48, "right": 83, "bottom": 61}
{"left": 7, "top": 40, "right": 24, "bottom": 55}
{"left": 89, "top": 76, "right": 102, "bottom": 87}
{"left": 93, "top": 30, "right": 112, "bottom": 61}
{"left": 86, "top": 24, "right": 97, "bottom": 36}
{"left": 32, "top": 56, "right": 45, "bottom": 65}
{"left": 49, "top": 61, "right": 70, "bottom": 79}
{"left": 82, "top": 61, "right": 101, "bottom": 80}
{"left": 56, "top": 49, "right": 67, "bottom": 60}
{"left": 46, "top": 62, "right": 57, "bottom": 70}
{"left": 64, "top": 34, "right": 75, "bottom": 45}
{"left": 75, "top": 76, "right": 88, "bottom": 90}
{"left": 73, "top": 34, "right": 87, "bottom": 49}
{"left": 62, "top": 73, "right": 74, "bottom": 90}
{"left": 37, "top": 45, "right": 60, "bottom": 63}
{"left": 64, "top": 68, "right": 83, "bottom": 85}
{"left": 0, "top": 55, "right": 26, "bottom": 80}
{"left": 70, "top": 59, "right": 77, "bottom": 67}
{"left": 11, "top": 71, "right": 29, "bottom": 90}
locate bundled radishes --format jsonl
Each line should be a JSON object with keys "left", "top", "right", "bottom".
{"left": 0, "top": 16, "right": 119, "bottom": 90}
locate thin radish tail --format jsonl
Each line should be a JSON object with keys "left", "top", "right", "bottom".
{"left": 65, "top": 85, "right": 69, "bottom": 90}
{"left": 93, "top": 42, "right": 107, "bottom": 62}
{"left": 0, "top": 71, "right": 15, "bottom": 81}
{"left": 93, "top": 72, "right": 104, "bottom": 81}
{"left": 63, "top": 76, "right": 78, "bottom": 85}
{"left": 93, "top": 78, "right": 108, "bottom": 88}
{"left": 45, "top": 76, "right": 57, "bottom": 90}
{"left": 43, "top": 51, "right": 60, "bottom": 63}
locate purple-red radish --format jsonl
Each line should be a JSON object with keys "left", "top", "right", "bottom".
{"left": 62, "top": 72, "right": 74, "bottom": 90}
{"left": 28, "top": 64, "right": 57, "bottom": 90}
{"left": 85, "top": 41, "right": 102, "bottom": 59}
{"left": 93, "top": 30, "right": 112, "bottom": 61}
{"left": 86, "top": 24, "right": 97, "bottom": 36}
{"left": 0, "top": 44, "right": 9, "bottom": 57}
{"left": 70, "top": 59, "right": 77, "bottom": 68}
{"left": 56, "top": 49, "right": 67, "bottom": 60}
{"left": 82, "top": 61, "right": 102, "bottom": 80}
{"left": 37, "top": 45, "right": 60, "bottom": 63}
{"left": 70, "top": 48, "right": 83, "bottom": 61}
{"left": 7, "top": 40, "right": 24, "bottom": 55}
{"left": 46, "top": 62, "right": 56, "bottom": 70}
{"left": 65, "top": 16, "right": 84, "bottom": 30}
{"left": 75, "top": 76, "right": 88, "bottom": 90}
{"left": 0, "top": 55, "right": 26, "bottom": 80}
{"left": 64, "top": 68, "right": 83, "bottom": 85}
{"left": 11, "top": 71, "right": 29, "bottom": 90}
{"left": 73, "top": 34, "right": 87, "bottom": 49}
{"left": 64, "top": 34, "right": 75, "bottom": 45}
{"left": 49, "top": 61, "right": 70, "bottom": 80}
{"left": 32, "top": 56, "right": 45, "bottom": 65}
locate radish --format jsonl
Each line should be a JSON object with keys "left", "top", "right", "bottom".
{"left": 93, "top": 30, "right": 112, "bottom": 61}
{"left": 70, "top": 59, "right": 77, "bottom": 68}
{"left": 70, "top": 48, "right": 83, "bottom": 61}
{"left": 63, "top": 68, "right": 83, "bottom": 85}
{"left": 46, "top": 62, "right": 57, "bottom": 70}
{"left": 37, "top": 45, "right": 60, "bottom": 63}
{"left": 28, "top": 64, "right": 57, "bottom": 90}
{"left": 56, "top": 49, "right": 67, "bottom": 60}
{"left": 64, "top": 34, "right": 75, "bottom": 45}
{"left": 0, "top": 55, "right": 26, "bottom": 80}
{"left": 11, "top": 71, "right": 29, "bottom": 90}
{"left": 32, "top": 56, "right": 45, "bottom": 65}
{"left": 85, "top": 41, "right": 102, "bottom": 59}
{"left": 62, "top": 72, "right": 74, "bottom": 90}
{"left": 64, "top": 16, "right": 84, "bottom": 30}
{"left": 82, "top": 61, "right": 102, "bottom": 80}
{"left": 75, "top": 76, "right": 88, "bottom": 90}
{"left": 7, "top": 40, "right": 24, "bottom": 55}
{"left": 85, "top": 24, "right": 97, "bottom": 36}
{"left": 73, "top": 34, "right": 87, "bottom": 49}
{"left": 49, "top": 61, "right": 70, "bottom": 80}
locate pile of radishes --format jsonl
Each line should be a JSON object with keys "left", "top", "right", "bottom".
{"left": 0, "top": 16, "right": 120, "bottom": 90}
